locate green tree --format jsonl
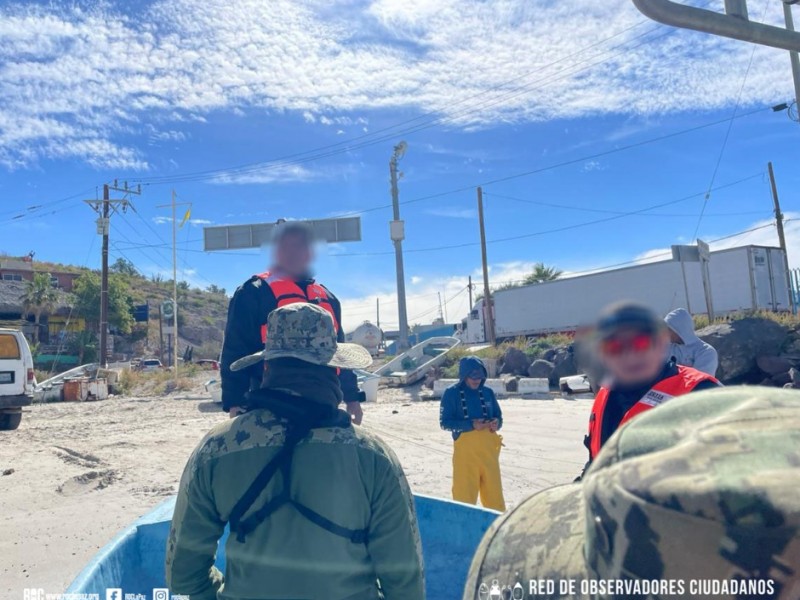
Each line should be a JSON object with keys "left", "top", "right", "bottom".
{"left": 23, "top": 272, "right": 59, "bottom": 344}
{"left": 523, "top": 263, "right": 563, "bottom": 285}
{"left": 206, "top": 284, "right": 226, "bottom": 295}
{"left": 176, "top": 280, "right": 190, "bottom": 303}
{"left": 71, "top": 272, "right": 135, "bottom": 334}
{"left": 110, "top": 257, "right": 139, "bottom": 277}
{"left": 66, "top": 330, "right": 98, "bottom": 364}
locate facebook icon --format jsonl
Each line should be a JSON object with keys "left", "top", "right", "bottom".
{"left": 106, "top": 589, "right": 123, "bottom": 600}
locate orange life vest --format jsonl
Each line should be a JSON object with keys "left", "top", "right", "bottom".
{"left": 586, "top": 366, "right": 718, "bottom": 460}
{"left": 256, "top": 271, "right": 339, "bottom": 343}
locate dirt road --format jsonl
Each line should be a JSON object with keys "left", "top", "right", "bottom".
{"left": 0, "top": 383, "right": 589, "bottom": 598}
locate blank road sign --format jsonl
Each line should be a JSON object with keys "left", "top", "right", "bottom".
{"left": 203, "top": 217, "right": 362, "bottom": 251}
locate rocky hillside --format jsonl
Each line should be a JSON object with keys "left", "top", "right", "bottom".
{"left": 122, "top": 277, "right": 229, "bottom": 360}
{"left": 34, "top": 258, "right": 229, "bottom": 361}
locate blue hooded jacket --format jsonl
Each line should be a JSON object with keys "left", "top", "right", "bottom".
{"left": 439, "top": 356, "right": 503, "bottom": 441}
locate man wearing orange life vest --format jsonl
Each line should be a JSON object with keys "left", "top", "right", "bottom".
{"left": 582, "top": 302, "right": 720, "bottom": 471}
{"left": 221, "top": 221, "right": 365, "bottom": 423}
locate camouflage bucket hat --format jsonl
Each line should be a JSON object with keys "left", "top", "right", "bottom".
{"left": 230, "top": 303, "right": 373, "bottom": 372}
{"left": 464, "top": 387, "right": 800, "bottom": 600}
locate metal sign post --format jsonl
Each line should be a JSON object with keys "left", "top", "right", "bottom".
{"left": 672, "top": 240, "right": 715, "bottom": 321}
{"left": 203, "top": 217, "right": 362, "bottom": 251}
{"left": 697, "top": 239, "right": 715, "bottom": 322}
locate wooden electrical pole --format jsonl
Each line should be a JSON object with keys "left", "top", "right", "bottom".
{"left": 477, "top": 187, "right": 496, "bottom": 344}
{"left": 85, "top": 181, "right": 140, "bottom": 367}
{"left": 389, "top": 142, "right": 410, "bottom": 350}
{"left": 768, "top": 162, "right": 795, "bottom": 312}
{"left": 468, "top": 275, "right": 473, "bottom": 308}
{"left": 100, "top": 184, "right": 110, "bottom": 366}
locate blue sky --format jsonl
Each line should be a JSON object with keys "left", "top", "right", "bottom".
{"left": 1, "top": 0, "right": 799, "bottom": 330}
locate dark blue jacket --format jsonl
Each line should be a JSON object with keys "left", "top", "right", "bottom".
{"left": 220, "top": 274, "right": 363, "bottom": 411}
{"left": 439, "top": 356, "right": 503, "bottom": 441}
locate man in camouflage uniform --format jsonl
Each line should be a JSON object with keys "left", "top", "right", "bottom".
{"left": 167, "top": 303, "right": 425, "bottom": 600}
{"left": 464, "top": 386, "right": 800, "bottom": 600}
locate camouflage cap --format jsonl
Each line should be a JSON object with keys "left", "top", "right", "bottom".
{"left": 230, "top": 303, "right": 373, "bottom": 372}
{"left": 464, "top": 387, "right": 800, "bottom": 600}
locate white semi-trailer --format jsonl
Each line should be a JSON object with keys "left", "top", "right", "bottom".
{"left": 458, "top": 245, "right": 791, "bottom": 343}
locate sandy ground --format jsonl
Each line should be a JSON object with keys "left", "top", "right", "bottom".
{"left": 0, "top": 378, "right": 590, "bottom": 599}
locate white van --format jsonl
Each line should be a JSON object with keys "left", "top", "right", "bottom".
{"left": 0, "top": 329, "right": 36, "bottom": 431}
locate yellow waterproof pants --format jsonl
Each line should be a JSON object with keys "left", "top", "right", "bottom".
{"left": 452, "top": 429, "right": 506, "bottom": 511}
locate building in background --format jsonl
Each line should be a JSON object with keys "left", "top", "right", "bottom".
{"left": 0, "top": 255, "right": 82, "bottom": 292}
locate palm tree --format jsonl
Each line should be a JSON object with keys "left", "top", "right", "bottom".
{"left": 523, "top": 263, "right": 563, "bottom": 285}
{"left": 22, "top": 272, "right": 58, "bottom": 344}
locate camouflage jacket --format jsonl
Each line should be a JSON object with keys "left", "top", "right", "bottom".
{"left": 166, "top": 407, "right": 425, "bottom": 600}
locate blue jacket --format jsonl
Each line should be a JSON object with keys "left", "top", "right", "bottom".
{"left": 439, "top": 356, "right": 503, "bottom": 441}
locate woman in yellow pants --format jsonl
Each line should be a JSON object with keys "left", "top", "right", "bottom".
{"left": 439, "top": 356, "right": 505, "bottom": 511}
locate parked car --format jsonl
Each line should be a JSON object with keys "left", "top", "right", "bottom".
{"left": 0, "top": 329, "right": 36, "bottom": 431}
{"left": 139, "top": 358, "right": 163, "bottom": 372}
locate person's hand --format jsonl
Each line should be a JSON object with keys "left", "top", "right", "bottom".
{"left": 488, "top": 419, "right": 499, "bottom": 432}
{"left": 229, "top": 407, "right": 244, "bottom": 419}
{"left": 472, "top": 419, "right": 487, "bottom": 431}
{"left": 346, "top": 401, "right": 364, "bottom": 425}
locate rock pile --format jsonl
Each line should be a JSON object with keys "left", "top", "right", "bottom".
{"left": 501, "top": 344, "right": 579, "bottom": 388}
{"left": 697, "top": 317, "right": 790, "bottom": 384}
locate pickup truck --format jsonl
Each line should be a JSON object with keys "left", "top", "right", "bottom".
{"left": 0, "top": 328, "right": 36, "bottom": 431}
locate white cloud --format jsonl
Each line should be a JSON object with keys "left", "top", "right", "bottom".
{"left": 426, "top": 206, "right": 477, "bottom": 219}
{"left": 341, "top": 260, "right": 542, "bottom": 329}
{"left": 148, "top": 128, "right": 188, "bottom": 143}
{"left": 0, "top": 0, "right": 793, "bottom": 168}
{"left": 583, "top": 159, "right": 605, "bottom": 172}
{"left": 210, "top": 164, "right": 319, "bottom": 185}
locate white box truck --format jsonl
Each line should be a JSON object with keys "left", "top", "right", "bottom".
{"left": 458, "top": 245, "right": 791, "bottom": 343}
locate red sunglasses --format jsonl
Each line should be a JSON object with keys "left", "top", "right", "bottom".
{"left": 601, "top": 333, "right": 656, "bottom": 356}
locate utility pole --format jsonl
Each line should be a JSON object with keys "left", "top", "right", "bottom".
{"left": 477, "top": 187, "right": 496, "bottom": 344}
{"left": 389, "top": 141, "right": 410, "bottom": 350}
{"left": 768, "top": 162, "right": 795, "bottom": 313}
{"left": 468, "top": 275, "right": 473, "bottom": 308}
{"left": 784, "top": 1, "right": 800, "bottom": 117}
{"left": 100, "top": 184, "right": 110, "bottom": 367}
{"left": 157, "top": 191, "right": 191, "bottom": 383}
{"left": 376, "top": 297, "right": 380, "bottom": 329}
{"left": 85, "top": 181, "right": 140, "bottom": 367}
{"left": 158, "top": 303, "right": 164, "bottom": 364}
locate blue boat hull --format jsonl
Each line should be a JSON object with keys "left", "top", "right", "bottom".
{"left": 67, "top": 494, "right": 498, "bottom": 599}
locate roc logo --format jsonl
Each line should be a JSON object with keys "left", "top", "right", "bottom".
{"left": 478, "top": 577, "right": 525, "bottom": 599}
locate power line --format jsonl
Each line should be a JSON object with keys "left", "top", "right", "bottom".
{"left": 486, "top": 174, "right": 767, "bottom": 217}
{"left": 332, "top": 173, "right": 773, "bottom": 257}
{"left": 690, "top": 1, "right": 767, "bottom": 242}
{"left": 333, "top": 104, "right": 772, "bottom": 219}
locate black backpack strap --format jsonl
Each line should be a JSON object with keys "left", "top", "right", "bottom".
{"left": 290, "top": 501, "right": 369, "bottom": 544}
{"left": 227, "top": 391, "right": 368, "bottom": 545}
{"left": 229, "top": 425, "right": 306, "bottom": 542}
